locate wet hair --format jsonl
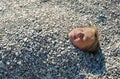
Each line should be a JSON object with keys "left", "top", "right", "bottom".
{"left": 82, "top": 25, "right": 100, "bottom": 53}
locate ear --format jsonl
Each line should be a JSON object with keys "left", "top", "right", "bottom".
{"left": 86, "top": 21, "right": 93, "bottom": 26}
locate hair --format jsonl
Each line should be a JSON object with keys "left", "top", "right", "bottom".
{"left": 82, "top": 25, "right": 100, "bottom": 53}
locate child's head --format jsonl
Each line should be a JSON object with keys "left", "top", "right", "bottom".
{"left": 68, "top": 25, "right": 100, "bottom": 53}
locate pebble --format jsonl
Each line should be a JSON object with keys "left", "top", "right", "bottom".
{"left": 23, "top": 37, "right": 28, "bottom": 41}
{"left": 0, "top": 7, "right": 2, "bottom": 11}
{"left": 15, "top": 52, "right": 19, "bottom": 56}
{"left": 17, "top": 61, "right": 22, "bottom": 65}
{"left": 6, "top": 61, "right": 10, "bottom": 65}
{"left": 61, "top": 47, "right": 65, "bottom": 50}
{"left": 46, "top": 74, "right": 51, "bottom": 79}
{"left": 61, "top": 51, "right": 66, "bottom": 55}
{"left": 0, "top": 61, "right": 5, "bottom": 68}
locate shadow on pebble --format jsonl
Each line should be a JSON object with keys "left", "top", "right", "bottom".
{"left": 75, "top": 47, "right": 106, "bottom": 75}
{"left": 1, "top": 32, "right": 106, "bottom": 79}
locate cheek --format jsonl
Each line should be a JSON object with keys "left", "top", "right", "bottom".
{"left": 68, "top": 30, "right": 74, "bottom": 37}
{"left": 84, "top": 39, "right": 94, "bottom": 48}
{"left": 72, "top": 40, "right": 86, "bottom": 49}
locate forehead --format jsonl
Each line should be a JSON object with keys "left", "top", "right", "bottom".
{"left": 84, "top": 27, "right": 96, "bottom": 40}
{"left": 84, "top": 27, "right": 95, "bottom": 34}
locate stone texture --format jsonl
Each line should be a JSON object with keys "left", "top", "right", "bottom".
{"left": 0, "top": 0, "right": 120, "bottom": 79}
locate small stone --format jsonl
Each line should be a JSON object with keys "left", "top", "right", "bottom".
{"left": 52, "top": 41, "right": 55, "bottom": 44}
{"left": 6, "top": 61, "right": 10, "bottom": 65}
{"left": 0, "top": 61, "right": 5, "bottom": 68}
{"left": 15, "top": 52, "right": 19, "bottom": 56}
{"left": 61, "top": 47, "right": 65, "bottom": 50}
{"left": 61, "top": 51, "right": 66, "bottom": 55}
{"left": 57, "top": 54, "right": 61, "bottom": 57}
{"left": 46, "top": 74, "right": 51, "bottom": 79}
{"left": 17, "top": 61, "right": 22, "bottom": 65}
{"left": 23, "top": 37, "right": 27, "bottom": 41}
{"left": 0, "top": 7, "right": 2, "bottom": 11}
{"left": 59, "top": 41, "right": 62, "bottom": 44}
{"left": 66, "top": 40, "right": 70, "bottom": 43}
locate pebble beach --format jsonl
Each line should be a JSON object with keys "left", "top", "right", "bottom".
{"left": 0, "top": 0, "right": 120, "bottom": 79}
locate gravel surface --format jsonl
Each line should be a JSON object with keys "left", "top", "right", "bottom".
{"left": 0, "top": 0, "right": 120, "bottom": 79}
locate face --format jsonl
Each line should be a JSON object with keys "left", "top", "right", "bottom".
{"left": 68, "top": 27, "right": 95, "bottom": 49}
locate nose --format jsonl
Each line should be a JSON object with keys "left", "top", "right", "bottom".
{"left": 77, "top": 32, "right": 84, "bottom": 39}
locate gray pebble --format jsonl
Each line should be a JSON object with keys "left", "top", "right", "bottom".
{"left": 0, "top": 61, "right": 5, "bottom": 68}
{"left": 0, "top": 0, "right": 119, "bottom": 79}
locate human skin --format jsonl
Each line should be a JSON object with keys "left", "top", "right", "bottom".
{"left": 68, "top": 27, "right": 96, "bottom": 50}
